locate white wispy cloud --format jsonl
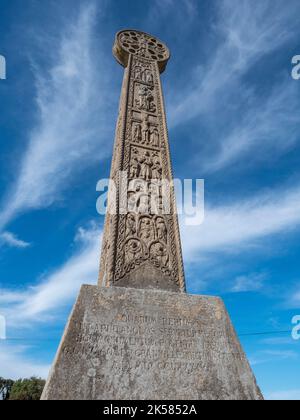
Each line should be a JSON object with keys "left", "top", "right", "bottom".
{"left": 1, "top": 223, "right": 101, "bottom": 325}
{"left": 181, "top": 184, "right": 300, "bottom": 262}
{"left": 6, "top": 176, "right": 299, "bottom": 321}
{"left": 151, "top": 0, "right": 197, "bottom": 26}
{"left": 203, "top": 81, "right": 300, "bottom": 172}
{"left": 166, "top": 0, "right": 300, "bottom": 173}
{"left": 290, "top": 291, "right": 300, "bottom": 307}
{"left": 0, "top": 222, "right": 101, "bottom": 380}
{"left": 267, "top": 389, "right": 300, "bottom": 401}
{"left": 169, "top": 0, "right": 299, "bottom": 126}
{"left": 0, "top": 232, "right": 31, "bottom": 249}
{"left": 285, "top": 285, "right": 300, "bottom": 309}
{"left": 0, "top": 2, "right": 112, "bottom": 230}
{"left": 250, "top": 349, "right": 298, "bottom": 366}
{"left": 231, "top": 272, "right": 267, "bottom": 293}
{"left": 261, "top": 337, "right": 296, "bottom": 346}
{"left": 0, "top": 343, "right": 50, "bottom": 380}
{"left": 0, "top": 290, "right": 27, "bottom": 305}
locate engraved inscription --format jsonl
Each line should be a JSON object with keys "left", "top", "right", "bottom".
{"left": 68, "top": 304, "right": 230, "bottom": 386}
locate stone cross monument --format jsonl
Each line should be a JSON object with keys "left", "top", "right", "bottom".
{"left": 99, "top": 30, "right": 185, "bottom": 293}
{"left": 42, "top": 30, "right": 263, "bottom": 400}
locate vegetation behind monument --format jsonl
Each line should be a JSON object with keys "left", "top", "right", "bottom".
{"left": 0, "top": 377, "right": 45, "bottom": 400}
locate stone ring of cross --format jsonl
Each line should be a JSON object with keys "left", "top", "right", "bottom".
{"left": 113, "top": 29, "right": 170, "bottom": 73}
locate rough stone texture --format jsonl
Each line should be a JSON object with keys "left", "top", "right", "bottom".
{"left": 41, "top": 286, "right": 263, "bottom": 400}
{"left": 98, "top": 30, "right": 186, "bottom": 293}
{"left": 42, "top": 30, "right": 263, "bottom": 401}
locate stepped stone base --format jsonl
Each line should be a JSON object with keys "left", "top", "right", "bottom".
{"left": 41, "top": 285, "right": 263, "bottom": 400}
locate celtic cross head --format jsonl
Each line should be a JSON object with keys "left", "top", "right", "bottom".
{"left": 113, "top": 29, "right": 170, "bottom": 73}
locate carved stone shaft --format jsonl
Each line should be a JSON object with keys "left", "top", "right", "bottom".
{"left": 99, "top": 30, "right": 185, "bottom": 293}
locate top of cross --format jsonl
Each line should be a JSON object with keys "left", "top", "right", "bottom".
{"left": 113, "top": 30, "right": 170, "bottom": 73}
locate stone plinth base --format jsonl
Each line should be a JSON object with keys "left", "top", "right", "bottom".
{"left": 41, "top": 286, "right": 263, "bottom": 400}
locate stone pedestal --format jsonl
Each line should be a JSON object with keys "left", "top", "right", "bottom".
{"left": 42, "top": 286, "right": 263, "bottom": 400}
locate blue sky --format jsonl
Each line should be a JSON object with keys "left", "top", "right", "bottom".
{"left": 1, "top": 0, "right": 300, "bottom": 400}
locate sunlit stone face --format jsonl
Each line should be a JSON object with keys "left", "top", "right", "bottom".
{"left": 113, "top": 30, "right": 170, "bottom": 73}
{"left": 118, "top": 30, "right": 170, "bottom": 61}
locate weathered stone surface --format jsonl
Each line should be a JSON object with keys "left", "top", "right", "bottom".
{"left": 42, "top": 30, "right": 263, "bottom": 401}
{"left": 41, "top": 286, "right": 263, "bottom": 400}
{"left": 98, "top": 30, "right": 186, "bottom": 293}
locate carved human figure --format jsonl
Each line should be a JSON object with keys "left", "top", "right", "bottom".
{"left": 148, "top": 182, "right": 160, "bottom": 215}
{"left": 137, "top": 85, "right": 148, "bottom": 110}
{"left": 156, "top": 217, "right": 167, "bottom": 243}
{"left": 146, "top": 89, "right": 156, "bottom": 112}
{"left": 156, "top": 195, "right": 165, "bottom": 214}
{"left": 141, "top": 68, "right": 154, "bottom": 84}
{"left": 153, "top": 195, "right": 163, "bottom": 215}
{"left": 133, "top": 123, "right": 142, "bottom": 143}
{"left": 138, "top": 193, "right": 150, "bottom": 214}
{"left": 149, "top": 181, "right": 160, "bottom": 197}
{"left": 150, "top": 127, "right": 160, "bottom": 147}
{"left": 125, "top": 239, "right": 143, "bottom": 265}
{"left": 136, "top": 85, "right": 156, "bottom": 112}
{"left": 126, "top": 213, "right": 137, "bottom": 237}
{"left": 141, "top": 119, "right": 150, "bottom": 144}
{"left": 146, "top": 70, "right": 154, "bottom": 84}
{"left": 127, "top": 191, "right": 138, "bottom": 213}
{"left": 140, "top": 69, "right": 147, "bottom": 83}
{"left": 129, "top": 179, "right": 147, "bottom": 193}
{"left": 152, "top": 158, "right": 162, "bottom": 180}
{"left": 139, "top": 217, "right": 154, "bottom": 243}
{"left": 151, "top": 242, "right": 169, "bottom": 267}
{"left": 130, "top": 153, "right": 140, "bottom": 178}
{"left": 135, "top": 66, "right": 142, "bottom": 80}
{"left": 139, "top": 151, "right": 153, "bottom": 181}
